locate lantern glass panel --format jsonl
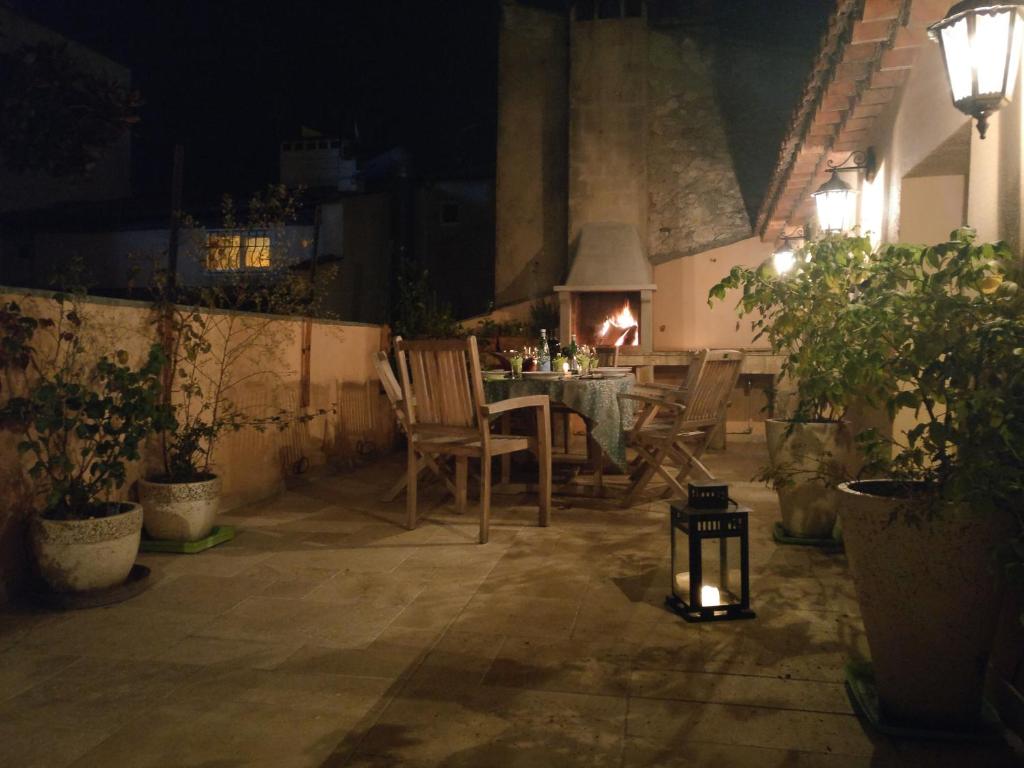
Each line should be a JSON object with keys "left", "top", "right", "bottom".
{"left": 773, "top": 247, "right": 795, "bottom": 274}
{"left": 977, "top": 11, "right": 1013, "bottom": 97}
{"left": 940, "top": 16, "right": 972, "bottom": 103}
{"left": 814, "top": 187, "right": 854, "bottom": 233}
{"left": 697, "top": 534, "right": 743, "bottom": 608}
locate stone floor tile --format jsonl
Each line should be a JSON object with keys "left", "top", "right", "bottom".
{"left": 15, "top": 604, "right": 216, "bottom": 661}
{"left": 304, "top": 571, "right": 427, "bottom": 606}
{"left": 483, "top": 635, "right": 632, "bottom": 696}
{"left": 276, "top": 626, "right": 440, "bottom": 680}
{"left": 383, "top": 584, "right": 477, "bottom": 632}
{"left": 627, "top": 697, "right": 883, "bottom": 758}
{"left": 629, "top": 668, "right": 853, "bottom": 714}
{"left": 0, "top": 656, "right": 200, "bottom": 732}
{"left": 449, "top": 592, "right": 581, "bottom": 639}
{"left": 353, "top": 685, "right": 627, "bottom": 767}
{"left": 0, "top": 646, "right": 80, "bottom": 701}
{"left": 68, "top": 699, "right": 354, "bottom": 768}
{"left": 621, "top": 741, "right": 892, "bottom": 768}
{"left": 152, "top": 634, "right": 302, "bottom": 669}
{"left": 126, "top": 572, "right": 275, "bottom": 616}
{"left": 0, "top": 719, "right": 111, "bottom": 768}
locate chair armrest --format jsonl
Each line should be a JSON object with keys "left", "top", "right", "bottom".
{"left": 618, "top": 393, "right": 685, "bottom": 413}
{"left": 481, "top": 395, "right": 550, "bottom": 417}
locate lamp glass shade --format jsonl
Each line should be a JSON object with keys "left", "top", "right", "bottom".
{"left": 812, "top": 172, "right": 855, "bottom": 234}
{"left": 930, "top": 2, "right": 1024, "bottom": 130}
{"left": 772, "top": 247, "right": 796, "bottom": 274}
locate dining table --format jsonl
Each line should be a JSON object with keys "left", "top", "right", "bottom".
{"left": 483, "top": 372, "right": 638, "bottom": 496}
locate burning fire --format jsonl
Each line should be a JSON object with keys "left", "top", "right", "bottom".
{"left": 598, "top": 301, "right": 639, "bottom": 347}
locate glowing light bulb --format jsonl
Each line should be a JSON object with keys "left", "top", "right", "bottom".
{"left": 773, "top": 248, "right": 796, "bottom": 274}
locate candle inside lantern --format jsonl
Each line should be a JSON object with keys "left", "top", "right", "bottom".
{"left": 562, "top": 361, "right": 570, "bottom": 377}
{"left": 701, "top": 584, "right": 721, "bottom": 607}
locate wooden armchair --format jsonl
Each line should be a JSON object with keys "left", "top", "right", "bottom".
{"left": 372, "top": 351, "right": 457, "bottom": 503}
{"left": 394, "top": 336, "right": 552, "bottom": 543}
{"left": 618, "top": 349, "right": 743, "bottom": 507}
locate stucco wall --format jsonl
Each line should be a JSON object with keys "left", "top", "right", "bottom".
{"left": 0, "top": 288, "right": 387, "bottom": 602}
{"left": 652, "top": 236, "right": 767, "bottom": 350}
{"left": 494, "top": 2, "right": 569, "bottom": 306}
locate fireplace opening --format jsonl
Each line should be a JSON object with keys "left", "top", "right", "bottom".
{"left": 572, "top": 292, "right": 641, "bottom": 348}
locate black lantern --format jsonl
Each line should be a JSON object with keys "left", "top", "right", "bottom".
{"left": 810, "top": 149, "right": 876, "bottom": 235}
{"left": 666, "top": 483, "right": 755, "bottom": 623}
{"left": 929, "top": 1, "right": 1024, "bottom": 139}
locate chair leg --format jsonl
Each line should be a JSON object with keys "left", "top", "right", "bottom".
{"left": 455, "top": 456, "right": 468, "bottom": 516}
{"left": 406, "top": 440, "right": 418, "bottom": 530}
{"left": 479, "top": 456, "right": 492, "bottom": 544}
{"left": 536, "top": 405, "right": 552, "bottom": 527}
{"left": 621, "top": 446, "right": 664, "bottom": 508}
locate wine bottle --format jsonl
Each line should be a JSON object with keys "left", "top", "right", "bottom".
{"left": 568, "top": 333, "right": 579, "bottom": 373}
{"left": 538, "top": 329, "right": 551, "bottom": 372}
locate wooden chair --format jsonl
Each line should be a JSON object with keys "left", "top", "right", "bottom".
{"left": 394, "top": 335, "right": 552, "bottom": 543}
{"left": 372, "top": 351, "right": 458, "bottom": 503}
{"left": 618, "top": 349, "right": 743, "bottom": 507}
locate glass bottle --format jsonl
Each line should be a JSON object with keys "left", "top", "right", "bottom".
{"left": 568, "top": 333, "right": 579, "bottom": 373}
{"left": 538, "top": 329, "right": 551, "bottom": 372}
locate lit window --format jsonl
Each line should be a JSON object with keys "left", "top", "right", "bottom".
{"left": 207, "top": 232, "right": 272, "bottom": 271}
{"left": 207, "top": 233, "right": 241, "bottom": 270}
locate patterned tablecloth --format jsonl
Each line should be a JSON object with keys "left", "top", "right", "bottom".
{"left": 483, "top": 374, "right": 637, "bottom": 469}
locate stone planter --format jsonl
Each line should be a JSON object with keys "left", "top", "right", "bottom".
{"left": 31, "top": 502, "right": 142, "bottom": 593}
{"left": 138, "top": 475, "right": 221, "bottom": 542}
{"left": 837, "top": 480, "right": 1013, "bottom": 728}
{"left": 765, "top": 419, "right": 852, "bottom": 538}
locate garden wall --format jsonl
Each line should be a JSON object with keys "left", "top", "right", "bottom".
{"left": 0, "top": 287, "right": 390, "bottom": 603}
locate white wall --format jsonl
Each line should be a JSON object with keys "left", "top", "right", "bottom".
{"left": 899, "top": 175, "right": 966, "bottom": 243}
{"left": 652, "top": 237, "right": 768, "bottom": 349}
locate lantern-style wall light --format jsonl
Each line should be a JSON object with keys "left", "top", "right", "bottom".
{"left": 811, "top": 149, "right": 876, "bottom": 234}
{"left": 929, "top": 1, "right": 1024, "bottom": 139}
{"left": 667, "top": 483, "right": 755, "bottom": 623}
{"left": 772, "top": 227, "right": 806, "bottom": 274}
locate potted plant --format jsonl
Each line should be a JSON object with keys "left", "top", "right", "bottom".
{"left": 0, "top": 293, "right": 172, "bottom": 593}
{"left": 138, "top": 186, "right": 330, "bottom": 541}
{"left": 836, "top": 229, "right": 1024, "bottom": 730}
{"left": 709, "top": 235, "right": 880, "bottom": 539}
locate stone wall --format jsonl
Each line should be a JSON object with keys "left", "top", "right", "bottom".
{"left": 646, "top": 28, "right": 751, "bottom": 264}
{"left": 569, "top": 17, "right": 649, "bottom": 246}
{"left": 0, "top": 288, "right": 389, "bottom": 602}
{"left": 494, "top": 1, "right": 569, "bottom": 307}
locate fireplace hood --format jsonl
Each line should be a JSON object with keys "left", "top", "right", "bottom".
{"left": 554, "top": 222, "right": 656, "bottom": 292}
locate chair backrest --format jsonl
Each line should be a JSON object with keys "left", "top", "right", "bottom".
{"left": 393, "top": 336, "right": 485, "bottom": 436}
{"left": 373, "top": 351, "right": 403, "bottom": 408}
{"left": 680, "top": 349, "right": 744, "bottom": 428}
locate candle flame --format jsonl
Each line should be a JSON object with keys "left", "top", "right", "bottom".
{"left": 700, "top": 585, "right": 721, "bottom": 607}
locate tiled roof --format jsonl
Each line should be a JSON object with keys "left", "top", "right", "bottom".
{"left": 756, "top": 0, "right": 949, "bottom": 241}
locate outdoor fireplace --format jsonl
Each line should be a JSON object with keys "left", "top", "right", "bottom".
{"left": 555, "top": 223, "right": 655, "bottom": 353}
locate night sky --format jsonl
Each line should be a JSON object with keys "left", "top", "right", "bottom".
{"left": 9, "top": 0, "right": 833, "bottom": 214}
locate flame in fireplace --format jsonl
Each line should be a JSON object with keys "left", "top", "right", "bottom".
{"left": 598, "top": 301, "right": 640, "bottom": 347}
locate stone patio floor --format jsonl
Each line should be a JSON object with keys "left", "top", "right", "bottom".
{"left": 1, "top": 437, "right": 1022, "bottom": 767}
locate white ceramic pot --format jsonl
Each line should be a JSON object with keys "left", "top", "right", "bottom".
{"left": 138, "top": 475, "right": 221, "bottom": 542}
{"left": 765, "top": 419, "right": 852, "bottom": 538}
{"left": 838, "top": 480, "right": 1013, "bottom": 728}
{"left": 31, "top": 503, "right": 142, "bottom": 593}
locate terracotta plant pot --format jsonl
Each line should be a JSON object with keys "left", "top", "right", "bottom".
{"left": 31, "top": 502, "right": 142, "bottom": 593}
{"left": 765, "top": 419, "right": 852, "bottom": 538}
{"left": 837, "top": 480, "right": 1013, "bottom": 728}
{"left": 138, "top": 475, "right": 221, "bottom": 542}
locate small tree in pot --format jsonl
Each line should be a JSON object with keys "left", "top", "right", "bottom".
{"left": 837, "top": 228, "right": 1024, "bottom": 730}
{"left": 139, "top": 186, "right": 332, "bottom": 541}
{"left": 0, "top": 293, "right": 172, "bottom": 593}
{"left": 709, "top": 234, "right": 884, "bottom": 539}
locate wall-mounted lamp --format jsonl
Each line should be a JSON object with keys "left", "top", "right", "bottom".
{"left": 772, "top": 227, "right": 805, "bottom": 274}
{"left": 929, "top": 1, "right": 1024, "bottom": 139}
{"left": 811, "top": 149, "right": 876, "bottom": 234}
